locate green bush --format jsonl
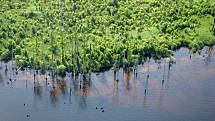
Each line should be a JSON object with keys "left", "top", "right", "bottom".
{"left": 57, "top": 65, "right": 66, "bottom": 76}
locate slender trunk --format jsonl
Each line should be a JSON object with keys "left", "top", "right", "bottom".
{"left": 60, "top": 0, "right": 65, "bottom": 64}
{"left": 51, "top": 32, "right": 54, "bottom": 81}
{"left": 89, "top": 43, "right": 92, "bottom": 80}
{"left": 75, "top": 39, "right": 77, "bottom": 74}
{"left": 33, "top": 50, "right": 36, "bottom": 84}
{"left": 147, "top": 59, "right": 150, "bottom": 78}
{"left": 114, "top": 35, "right": 118, "bottom": 79}
{"left": 43, "top": 47, "right": 47, "bottom": 83}
{"left": 11, "top": 42, "right": 13, "bottom": 71}
{"left": 5, "top": 63, "right": 8, "bottom": 72}
{"left": 10, "top": 42, "right": 14, "bottom": 81}
{"left": 162, "top": 59, "right": 166, "bottom": 85}
{"left": 72, "top": 42, "right": 74, "bottom": 78}
{"left": 167, "top": 61, "right": 171, "bottom": 81}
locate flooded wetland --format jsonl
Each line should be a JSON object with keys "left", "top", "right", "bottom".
{"left": 1, "top": 0, "right": 215, "bottom": 121}
{"left": 0, "top": 47, "right": 215, "bottom": 121}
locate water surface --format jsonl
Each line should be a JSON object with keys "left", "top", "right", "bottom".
{"left": 0, "top": 47, "right": 215, "bottom": 121}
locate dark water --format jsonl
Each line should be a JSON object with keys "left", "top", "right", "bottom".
{"left": 0, "top": 47, "right": 215, "bottom": 121}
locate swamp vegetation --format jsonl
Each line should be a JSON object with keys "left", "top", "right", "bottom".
{"left": 0, "top": 0, "right": 215, "bottom": 76}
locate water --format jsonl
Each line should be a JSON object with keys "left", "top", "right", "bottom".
{"left": 0, "top": 47, "right": 215, "bottom": 121}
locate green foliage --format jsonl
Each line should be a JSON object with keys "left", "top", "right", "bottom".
{"left": 0, "top": 0, "right": 215, "bottom": 74}
{"left": 57, "top": 65, "right": 66, "bottom": 76}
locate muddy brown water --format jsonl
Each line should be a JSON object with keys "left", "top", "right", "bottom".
{"left": 0, "top": 47, "right": 215, "bottom": 121}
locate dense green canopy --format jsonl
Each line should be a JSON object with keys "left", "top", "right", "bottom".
{"left": 0, "top": 0, "right": 215, "bottom": 74}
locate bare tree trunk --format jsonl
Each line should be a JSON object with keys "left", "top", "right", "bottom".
{"left": 89, "top": 43, "right": 92, "bottom": 80}
{"left": 51, "top": 31, "right": 55, "bottom": 82}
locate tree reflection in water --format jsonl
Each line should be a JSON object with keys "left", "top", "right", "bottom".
{"left": 34, "top": 83, "right": 42, "bottom": 99}
{"left": 79, "top": 74, "right": 91, "bottom": 109}
{"left": 81, "top": 74, "right": 91, "bottom": 96}
{"left": 0, "top": 62, "right": 2, "bottom": 69}
{"left": 0, "top": 73, "right": 3, "bottom": 85}
{"left": 49, "top": 77, "right": 67, "bottom": 105}
{"left": 79, "top": 96, "right": 87, "bottom": 109}
{"left": 159, "top": 80, "right": 164, "bottom": 107}
{"left": 112, "top": 81, "right": 119, "bottom": 105}
{"left": 143, "top": 95, "right": 147, "bottom": 107}
{"left": 124, "top": 67, "right": 131, "bottom": 91}
{"left": 72, "top": 74, "right": 79, "bottom": 96}
{"left": 59, "top": 77, "right": 67, "bottom": 95}
{"left": 204, "top": 46, "right": 213, "bottom": 65}
{"left": 50, "top": 86, "right": 60, "bottom": 105}
{"left": 1, "top": 46, "right": 214, "bottom": 110}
